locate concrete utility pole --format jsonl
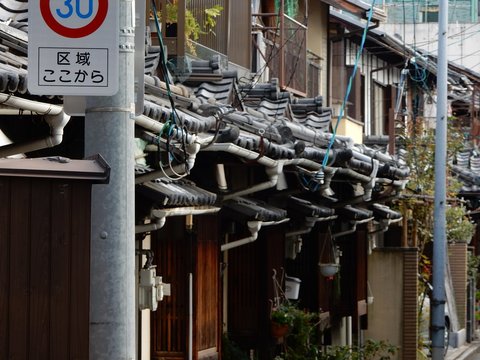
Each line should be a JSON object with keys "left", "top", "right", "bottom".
{"left": 431, "top": 0, "right": 448, "bottom": 357}
{"left": 85, "top": 0, "right": 136, "bottom": 358}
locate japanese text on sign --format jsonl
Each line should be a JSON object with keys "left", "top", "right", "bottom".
{"left": 38, "top": 47, "right": 109, "bottom": 87}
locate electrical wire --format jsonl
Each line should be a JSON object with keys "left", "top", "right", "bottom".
{"left": 321, "top": 1, "right": 376, "bottom": 172}
{"left": 151, "top": 0, "right": 190, "bottom": 176}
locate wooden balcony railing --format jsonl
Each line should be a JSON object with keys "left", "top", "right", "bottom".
{"left": 253, "top": 3, "right": 308, "bottom": 97}
{"left": 147, "top": 0, "right": 228, "bottom": 60}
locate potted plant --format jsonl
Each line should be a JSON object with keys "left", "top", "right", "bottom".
{"left": 273, "top": 303, "right": 322, "bottom": 359}
{"left": 271, "top": 304, "right": 293, "bottom": 338}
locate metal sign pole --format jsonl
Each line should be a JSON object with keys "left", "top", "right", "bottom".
{"left": 85, "top": 0, "right": 136, "bottom": 358}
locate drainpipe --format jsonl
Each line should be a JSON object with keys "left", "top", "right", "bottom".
{"left": 202, "top": 142, "right": 277, "bottom": 167}
{"left": 285, "top": 215, "right": 338, "bottom": 238}
{"left": 135, "top": 206, "right": 221, "bottom": 234}
{"left": 223, "top": 162, "right": 284, "bottom": 200}
{"left": 285, "top": 216, "right": 338, "bottom": 258}
{"left": 204, "top": 142, "right": 329, "bottom": 172}
{"left": 134, "top": 141, "right": 201, "bottom": 184}
{"left": 215, "top": 164, "right": 228, "bottom": 191}
{"left": 188, "top": 273, "right": 193, "bottom": 360}
{"left": 346, "top": 316, "right": 352, "bottom": 347}
{"left": 208, "top": 144, "right": 340, "bottom": 197}
{"left": 135, "top": 217, "right": 167, "bottom": 234}
{"left": 221, "top": 218, "right": 289, "bottom": 251}
{"left": 332, "top": 217, "right": 374, "bottom": 239}
{"left": 362, "top": 159, "right": 379, "bottom": 201}
{"left": 135, "top": 114, "right": 196, "bottom": 144}
{"left": 335, "top": 168, "right": 371, "bottom": 183}
{"left": 0, "top": 96, "right": 70, "bottom": 158}
{"left": 367, "top": 217, "right": 403, "bottom": 236}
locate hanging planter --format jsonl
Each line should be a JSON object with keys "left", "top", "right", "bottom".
{"left": 319, "top": 263, "right": 340, "bottom": 277}
{"left": 319, "top": 227, "right": 341, "bottom": 278}
{"left": 271, "top": 320, "right": 290, "bottom": 338}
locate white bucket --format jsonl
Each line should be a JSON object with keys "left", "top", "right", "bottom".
{"left": 285, "top": 276, "right": 301, "bottom": 300}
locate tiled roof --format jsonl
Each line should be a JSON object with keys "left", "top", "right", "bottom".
{"left": 0, "top": 15, "right": 412, "bottom": 229}
{"left": 0, "top": 1, "right": 27, "bottom": 24}
{"left": 287, "top": 196, "right": 335, "bottom": 218}
{"left": 220, "top": 197, "right": 288, "bottom": 222}
{"left": 137, "top": 179, "right": 217, "bottom": 207}
{"left": 452, "top": 150, "right": 480, "bottom": 192}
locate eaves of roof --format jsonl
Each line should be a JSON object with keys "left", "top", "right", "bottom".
{"left": 220, "top": 197, "right": 288, "bottom": 222}
{"left": 0, "top": 154, "right": 110, "bottom": 183}
{"left": 321, "top": 0, "right": 387, "bottom": 23}
{"left": 137, "top": 179, "right": 217, "bottom": 207}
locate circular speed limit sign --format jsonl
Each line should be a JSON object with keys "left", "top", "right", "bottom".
{"left": 40, "top": 0, "right": 109, "bottom": 38}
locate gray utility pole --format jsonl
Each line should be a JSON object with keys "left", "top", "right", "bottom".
{"left": 431, "top": 0, "right": 448, "bottom": 357}
{"left": 85, "top": 0, "right": 136, "bottom": 359}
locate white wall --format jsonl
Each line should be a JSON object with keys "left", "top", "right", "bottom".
{"left": 382, "top": 23, "right": 480, "bottom": 73}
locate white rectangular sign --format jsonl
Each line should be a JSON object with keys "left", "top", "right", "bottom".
{"left": 28, "top": 0, "right": 119, "bottom": 96}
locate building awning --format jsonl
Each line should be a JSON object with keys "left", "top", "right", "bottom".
{"left": 321, "top": 0, "right": 387, "bottom": 22}
{"left": 0, "top": 155, "right": 110, "bottom": 183}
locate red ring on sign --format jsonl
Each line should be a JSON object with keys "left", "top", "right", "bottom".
{"left": 40, "top": 0, "right": 109, "bottom": 39}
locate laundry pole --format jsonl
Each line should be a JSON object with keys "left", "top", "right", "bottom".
{"left": 85, "top": 0, "right": 136, "bottom": 358}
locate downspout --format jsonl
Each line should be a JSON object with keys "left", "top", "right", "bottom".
{"left": 215, "top": 164, "right": 228, "bottom": 191}
{"left": 367, "top": 217, "right": 403, "bottom": 253}
{"left": 135, "top": 217, "right": 167, "bottom": 234}
{"left": 367, "top": 217, "right": 403, "bottom": 236}
{"left": 188, "top": 273, "right": 193, "bottom": 360}
{"left": 134, "top": 141, "right": 201, "bottom": 184}
{"left": 135, "top": 206, "right": 221, "bottom": 234}
{"left": 285, "top": 215, "right": 338, "bottom": 238}
{"left": 0, "top": 95, "right": 70, "bottom": 158}
{"left": 362, "top": 158, "right": 379, "bottom": 201}
{"left": 332, "top": 217, "right": 374, "bottom": 239}
{"left": 285, "top": 216, "right": 338, "bottom": 258}
{"left": 223, "top": 162, "right": 284, "bottom": 200}
{"left": 221, "top": 218, "right": 289, "bottom": 252}
{"left": 221, "top": 221, "right": 261, "bottom": 252}
{"left": 202, "top": 142, "right": 277, "bottom": 167}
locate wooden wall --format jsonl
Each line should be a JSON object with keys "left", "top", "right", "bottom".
{"left": 0, "top": 177, "right": 91, "bottom": 360}
{"left": 152, "top": 215, "right": 220, "bottom": 360}
{"left": 449, "top": 242, "right": 468, "bottom": 329}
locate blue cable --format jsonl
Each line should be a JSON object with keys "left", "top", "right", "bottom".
{"left": 321, "top": 0, "right": 377, "bottom": 169}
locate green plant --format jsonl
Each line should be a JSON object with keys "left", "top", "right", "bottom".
{"left": 446, "top": 204, "right": 475, "bottom": 243}
{"left": 468, "top": 252, "right": 480, "bottom": 278}
{"left": 395, "top": 116, "right": 476, "bottom": 355}
{"left": 204, "top": 5, "right": 223, "bottom": 34}
{"left": 271, "top": 304, "right": 295, "bottom": 326}
{"left": 153, "top": 1, "right": 223, "bottom": 54}
{"left": 221, "top": 333, "right": 249, "bottom": 360}
{"left": 320, "top": 340, "right": 397, "bottom": 360}
{"left": 272, "top": 303, "right": 320, "bottom": 360}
